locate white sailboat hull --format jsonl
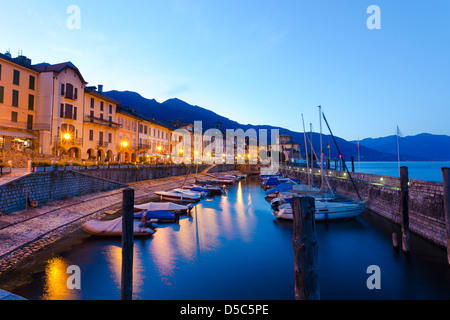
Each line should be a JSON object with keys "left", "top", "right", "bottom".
{"left": 273, "top": 201, "right": 366, "bottom": 221}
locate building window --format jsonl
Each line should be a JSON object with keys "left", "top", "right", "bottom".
{"left": 89, "top": 130, "right": 94, "bottom": 141}
{"left": 60, "top": 104, "right": 76, "bottom": 120}
{"left": 0, "top": 86, "right": 4, "bottom": 104}
{"left": 29, "top": 75, "right": 35, "bottom": 90}
{"left": 13, "top": 70, "right": 20, "bottom": 85}
{"left": 28, "top": 94, "right": 34, "bottom": 110}
{"left": 61, "top": 84, "right": 65, "bottom": 96}
{"left": 65, "top": 83, "right": 74, "bottom": 99}
{"left": 11, "top": 111, "right": 18, "bottom": 122}
{"left": 90, "top": 97, "right": 95, "bottom": 108}
{"left": 12, "top": 90, "right": 19, "bottom": 107}
{"left": 109, "top": 104, "right": 113, "bottom": 113}
{"left": 90, "top": 110, "right": 94, "bottom": 118}
{"left": 100, "top": 101, "right": 104, "bottom": 111}
{"left": 108, "top": 133, "right": 112, "bottom": 143}
{"left": 100, "top": 113, "right": 103, "bottom": 120}
{"left": 0, "top": 64, "right": 2, "bottom": 80}
{"left": 27, "top": 115, "right": 33, "bottom": 130}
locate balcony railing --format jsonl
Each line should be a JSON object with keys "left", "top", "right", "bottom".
{"left": 138, "top": 143, "right": 151, "bottom": 150}
{"left": 84, "top": 116, "right": 121, "bottom": 129}
{"left": 55, "top": 136, "right": 83, "bottom": 146}
{"left": 98, "top": 141, "right": 109, "bottom": 148}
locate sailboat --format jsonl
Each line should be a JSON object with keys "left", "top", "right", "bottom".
{"left": 272, "top": 107, "right": 367, "bottom": 221}
{"left": 272, "top": 200, "right": 366, "bottom": 221}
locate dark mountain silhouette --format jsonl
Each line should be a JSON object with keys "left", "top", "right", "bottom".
{"left": 103, "top": 90, "right": 407, "bottom": 161}
{"left": 353, "top": 133, "right": 450, "bottom": 161}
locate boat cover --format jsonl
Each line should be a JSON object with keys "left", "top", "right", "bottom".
{"left": 82, "top": 217, "right": 156, "bottom": 237}
{"left": 135, "top": 202, "right": 190, "bottom": 211}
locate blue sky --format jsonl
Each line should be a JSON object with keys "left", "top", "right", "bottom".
{"left": 1, "top": 0, "right": 449, "bottom": 141}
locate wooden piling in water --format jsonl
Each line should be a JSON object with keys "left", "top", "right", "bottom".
{"left": 400, "top": 167, "right": 410, "bottom": 253}
{"left": 121, "top": 188, "right": 134, "bottom": 300}
{"left": 291, "top": 196, "right": 319, "bottom": 300}
{"left": 351, "top": 156, "right": 355, "bottom": 172}
{"left": 441, "top": 167, "right": 450, "bottom": 265}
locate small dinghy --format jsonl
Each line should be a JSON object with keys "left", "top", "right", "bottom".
{"left": 82, "top": 217, "right": 156, "bottom": 237}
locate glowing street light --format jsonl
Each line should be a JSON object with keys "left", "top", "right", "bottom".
{"left": 63, "top": 133, "right": 71, "bottom": 141}
{"left": 121, "top": 141, "right": 128, "bottom": 148}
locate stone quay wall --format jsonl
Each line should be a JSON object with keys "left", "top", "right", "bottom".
{"left": 78, "top": 163, "right": 237, "bottom": 184}
{"left": 0, "top": 164, "right": 237, "bottom": 215}
{"left": 0, "top": 171, "right": 126, "bottom": 214}
{"left": 281, "top": 165, "right": 447, "bottom": 248}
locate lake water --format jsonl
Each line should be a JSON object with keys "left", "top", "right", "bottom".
{"left": 9, "top": 176, "right": 450, "bottom": 300}
{"left": 352, "top": 161, "right": 450, "bottom": 183}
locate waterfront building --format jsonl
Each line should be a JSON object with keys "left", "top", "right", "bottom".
{"left": 33, "top": 60, "right": 87, "bottom": 158}
{"left": 83, "top": 86, "right": 121, "bottom": 161}
{"left": 0, "top": 52, "right": 40, "bottom": 153}
{"left": 116, "top": 106, "right": 140, "bottom": 162}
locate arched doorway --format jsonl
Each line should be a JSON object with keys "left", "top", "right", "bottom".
{"left": 106, "top": 150, "right": 113, "bottom": 162}
{"left": 97, "top": 150, "right": 104, "bottom": 161}
{"left": 67, "top": 147, "right": 80, "bottom": 159}
{"left": 87, "top": 149, "right": 95, "bottom": 160}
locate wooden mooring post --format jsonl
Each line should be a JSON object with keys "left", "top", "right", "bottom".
{"left": 399, "top": 167, "right": 410, "bottom": 253}
{"left": 121, "top": 188, "right": 135, "bottom": 300}
{"left": 441, "top": 168, "right": 450, "bottom": 265}
{"left": 291, "top": 196, "right": 320, "bottom": 300}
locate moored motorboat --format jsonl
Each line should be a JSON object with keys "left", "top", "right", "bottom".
{"left": 134, "top": 210, "right": 180, "bottom": 223}
{"left": 173, "top": 188, "right": 208, "bottom": 198}
{"left": 134, "top": 201, "right": 192, "bottom": 214}
{"left": 183, "top": 184, "right": 222, "bottom": 196}
{"left": 155, "top": 190, "right": 201, "bottom": 203}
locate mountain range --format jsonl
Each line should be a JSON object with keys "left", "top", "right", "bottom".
{"left": 103, "top": 90, "right": 450, "bottom": 161}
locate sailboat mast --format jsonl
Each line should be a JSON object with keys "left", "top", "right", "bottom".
{"left": 301, "top": 114, "right": 311, "bottom": 189}
{"left": 319, "top": 106, "right": 324, "bottom": 188}
{"left": 396, "top": 126, "right": 401, "bottom": 176}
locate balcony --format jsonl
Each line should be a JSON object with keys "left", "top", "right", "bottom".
{"left": 138, "top": 143, "right": 151, "bottom": 150}
{"left": 98, "top": 141, "right": 109, "bottom": 148}
{"left": 55, "top": 136, "right": 83, "bottom": 147}
{"left": 84, "top": 116, "right": 121, "bottom": 129}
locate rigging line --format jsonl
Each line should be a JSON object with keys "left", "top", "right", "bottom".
{"left": 322, "top": 112, "right": 363, "bottom": 202}
{"left": 301, "top": 114, "right": 311, "bottom": 189}
{"left": 306, "top": 135, "right": 335, "bottom": 198}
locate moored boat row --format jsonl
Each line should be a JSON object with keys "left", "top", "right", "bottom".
{"left": 82, "top": 172, "right": 244, "bottom": 237}
{"left": 261, "top": 172, "right": 367, "bottom": 222}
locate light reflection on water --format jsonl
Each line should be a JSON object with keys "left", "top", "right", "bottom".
{"left": 11, "top": 176, "right": 450, "bottom": 300}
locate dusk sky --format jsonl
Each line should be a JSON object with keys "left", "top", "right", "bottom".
{"left": 1, "top": 0, "right": 449, "bottom": 141}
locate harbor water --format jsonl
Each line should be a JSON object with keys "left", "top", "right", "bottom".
{"left": 353, "top": 161, "right": 450, "bottom": 183}
{"left": 9, "top": 175, "right": 450, "bottom": 300}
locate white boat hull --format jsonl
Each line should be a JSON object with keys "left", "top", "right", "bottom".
{"left": 273, "top": 202, "right": 366, "bottom": 221}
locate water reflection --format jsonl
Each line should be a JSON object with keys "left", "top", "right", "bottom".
{"left": 41, "top": 256, "right": 80, "bottom": 300}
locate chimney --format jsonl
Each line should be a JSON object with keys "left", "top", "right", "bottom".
{"left": 98, "top": 85, "right": 103, "bottom": 93}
